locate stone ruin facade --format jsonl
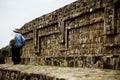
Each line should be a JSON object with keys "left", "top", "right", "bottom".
{"left": 6, "top": 0, "right": 120, "bottom": 69}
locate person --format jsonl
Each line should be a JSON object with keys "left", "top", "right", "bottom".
{"left": 10, "top": 28, "right": 25, "bottom": 64}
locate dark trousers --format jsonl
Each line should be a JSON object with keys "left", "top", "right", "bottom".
{"left": 11, "top": 46, "right": 21, "bottom": 64}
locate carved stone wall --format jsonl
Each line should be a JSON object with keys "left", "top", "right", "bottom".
{"left": 14, "top": 0, "right": 120, "bottom": 69}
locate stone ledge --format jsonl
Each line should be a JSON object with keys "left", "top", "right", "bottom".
{"left": 0, "top": 64, "right": 120, "bottom": 80}
{"left": 5, "top": 55, "right": 120, "bottom": 70}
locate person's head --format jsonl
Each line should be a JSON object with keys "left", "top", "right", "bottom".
{"left": 13, "top": 28, "right": 20, "bottom": 33}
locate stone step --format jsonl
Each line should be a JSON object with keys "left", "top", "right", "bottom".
{"left": 0, "top": 64, "right": 120, "bottom": 80}
{"left": 5, "top": 55, "right": 120, "bottom": 70}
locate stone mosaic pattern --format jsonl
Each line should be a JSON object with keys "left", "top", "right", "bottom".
{"left": 5, "top": 0, "right": 120, "bottom": 69}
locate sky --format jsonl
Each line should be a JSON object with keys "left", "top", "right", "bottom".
{"left": 0, "top": 0, "right": 77, "bottom": 49}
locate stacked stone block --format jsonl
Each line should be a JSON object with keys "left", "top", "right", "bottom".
{"left": 4, "top": 0, "right": 120, "bottom": 69}
{"left": 0, "top": 64, "right": 120, "bottom": 80}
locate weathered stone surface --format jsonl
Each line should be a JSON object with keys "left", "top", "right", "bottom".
{"left": 5, "top": 55, "right": 120, "bottom": 69}
{"left": 5, "top": 0, "right": 120, "bottom": 69}
{"left": 0, "top": 64, "right": 120, "bottom": 80}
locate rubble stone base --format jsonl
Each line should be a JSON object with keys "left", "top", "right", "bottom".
{"left": 0, "top": 64, "right": 120, "bottom": 80}
{"left": 5, "top": 55, "right": 120, "bottom": 70}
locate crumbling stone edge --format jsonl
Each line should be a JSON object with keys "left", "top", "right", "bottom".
{"left": 0, "top": 67, "right": 64, "bottom": 80}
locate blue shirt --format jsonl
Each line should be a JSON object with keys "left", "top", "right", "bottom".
{"left": 14, "top": 32, "right": 25, "bottom": 47}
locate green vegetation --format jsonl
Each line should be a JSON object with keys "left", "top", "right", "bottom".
{"left": 0, "top": 46, "right": 11, "bottom": 57}
{"left": 2, "top": 50, "right": 10, "bottom": 57}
